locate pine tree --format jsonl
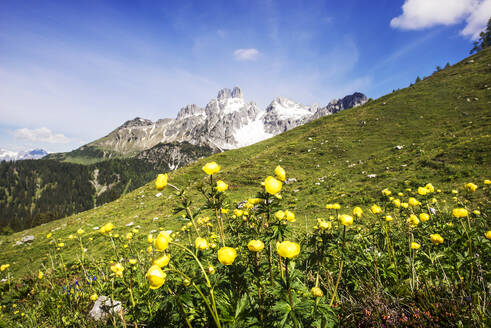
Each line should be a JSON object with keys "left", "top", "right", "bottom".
{"left": 470, "top": 17, "right": 491, "bottom": 54}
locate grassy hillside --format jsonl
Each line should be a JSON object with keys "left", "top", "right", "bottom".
{"left": 0, "top": 48, "right": 489, "bottom": 327}
{"left": 1, "top": 47, "right": 490, "bottom": 278}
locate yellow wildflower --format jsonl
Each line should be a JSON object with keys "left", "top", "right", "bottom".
{"left": 154, "top": 232, "right": 171, "bottom": 251}
{"left": 202, "top": 162, "right": 220, "bottom": 175}
{"left": 465, "top": 183, "right": 477, "bottom": 192}
{"left": 285, "top": 210, "right": 295, "bottom": 222}
{"left": 217, "top": 247, "right": 237, "bottom": 265}
{"left": 276, "top": 241, "right": 300, "bottom": 259}
{"left": 311, "top": 286, "right": 324, "bottom": 297}
{"left": 339, "top": 214, "right": 353, "bottom": 226}
{"left": 407, "top": 214, "right": 420, "bottom": 227}
{"left": 385, "top": 215, "right": 394, "bottom": 222}
{"left": 370, "top": 204, "right": 382, "bottom": 214}
{"left": 452, "top": 208, "right": 468, "bottom": 218}
{"left": 153, "top": 254, "right": 170, "bottom": 268}
{"left": 195, "top": 237, "right": 209, "bottom": 250}
{"left": 410, "top": 242, "right": 421, "bottom": 250}
{"left": 248, "top": 240, "right": 265, "bottom": 252}
{"left": 353, "top": 207, "right": 363, "bottom": 218}
{"left": 110, "top": 263, "right": 124, "bottom": 277}
{"left": 274, "top": 165, "right": 286, "bottom": 181}
{"left": 419, "top": 213, "right": 430, "bottom": 222}
{"left": 275, "top": 210, "right": 286, "bottom": 221}
{"left": 264, "top": 176, "right": 282, "bottom": 195}
{"left": 216, "top": 180, "right": 228, "bottom": 192}
{"left": 430, "top": 234, "right": 444, "bottom": 245}
{"left": 382, "top": 188, "right": 392, "bottom": 196}
{"left": 146, "top": 265, "right": 166, "bottom": 289}
{"left": 38, "top": 271, "right": 43, "bottom": 279}
{"left": 155, "top": 173, "right": 168, "bottom": 190}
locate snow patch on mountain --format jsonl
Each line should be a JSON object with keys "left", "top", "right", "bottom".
{"left": 0, "top": 148, "right": 49, "bottom": 161}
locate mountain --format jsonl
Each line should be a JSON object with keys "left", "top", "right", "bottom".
{"left": 0, "top": 148, "right": 48, "bottom": 161}
{"left": 49, "top": 88, "right": 367, "bottom": 163}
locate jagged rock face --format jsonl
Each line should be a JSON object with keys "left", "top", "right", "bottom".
{"left": 136, "top": 142, "right": 213, "bottom": 171}
{"left": 86, "top": 87, "right": 367, "bottom": 155}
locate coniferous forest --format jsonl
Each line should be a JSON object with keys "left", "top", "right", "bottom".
{"left": 0, "top": 158, "right": 157, "bottom": 233}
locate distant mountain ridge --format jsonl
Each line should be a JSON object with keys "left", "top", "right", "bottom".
{"left": 59, "top": 88, "right": 366, "bottom": 161}
{"left": 0, "top": 148, "right": 48, "bottom": 161}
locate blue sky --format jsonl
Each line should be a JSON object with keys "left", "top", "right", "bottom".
{"left": 1, "top": 0, "right": 490, "bottom": 153}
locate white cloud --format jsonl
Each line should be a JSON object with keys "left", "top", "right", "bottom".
{"left": 390, "top": 0, "right": 491, "bottom": 40}
{"left": 233, "top": 48, "right": 260, "bottom": 61}
{"left": 461, "top": 0, "right": 491, "bottom": 38}
{"left": 13, "top": 127, "right": 69, "bottom": 144}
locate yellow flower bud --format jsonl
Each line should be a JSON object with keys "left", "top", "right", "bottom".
{"left": 155, "top": 173, "right": 168, "bottom": 190}
{"left": 484, "top": 179, "right": 491, "bottom": 185}
{"left": 311, "top": 286, "right": 324, "bottom": 297}
{"left": 473, "top": 210, "right": 480, "bottom": 215}
{"left": 147, "top": 245, "right": 153, "bottom": 253}
{"left": 410, "top": 242, "right": 421, "bottom": 250}
{"left": 195, "top": 237, "right": 209, "bottom": 250}
{"left": 46, "top": 233, "right": 52, "bottom": 239}
{"left": 217, "top": 247, "right": 237, "bottom": 265}
{"left": 452, "top": 208, "right": 468, "bottom": 218}
{"left": 392, "top": 199, "right": 401, "bottom": 207}
{"left": 220, "top": 208, "right": 229, "bottom": 214}
{"left": 248, "top": 198, "right": 262, "bottom": 205}
{"left": 129, "top": 259, "right": 137, "bottom": 265}
{"left": 332, "top": 203, "right": 341, "bottom": 210}
{"left": 264, "top": 176, "right": 282, "bottom": 195}
{"left": 147, "top": 234, "right": 154, "bottom": 244}
{"left": 385, "top": 215, "right": 394, "bottom": 222}
{"left": 485, "top": 231, "right": 491, "bottom": 239}
{"left": 77, "top": 228, "right": 84, "bottom": 235}
{"left": 401, "top": 202, "right": 409, "bottom": 208}
{"left": 248, "top": 240, "right": 265, "bottom": 252}
{"left": 234, "top": 209, "right": 243, "bottom": 217}
{"left": 90, "top": 293, "right": 98, "bottom": 301}
{"left": 216, "top": 180, "right": 228, "bottom": 192}
{"left": 68, "top": 235, "right": 74, "bottom": 240}
{"left": 153, "top": 254, "right": 170, "bottom": 268}
{"left": 38, "top": 271, "right": 43, "bottom": 280}
{"left": 408, "top": 197, "right": 420, "bottom": 207}
{"left": 339, "top": 214, "right": 353, "bottom": 226}
{"left": 276, "top": 241, "right": 300, "bottom": 259}
{"left": 417, "top": 187, "right": 428, "bottom": 195}
{"left": 274, "top": 165, "right": 286, "bottom": 181}
{"left": 353, "top": 207, "right": 363, "bottom": 218}
{"left": 430, "top": 234, "right": 444, "bottom": 245}
{"left": 208, "top": 265, "right": 216, "bottom": 274}
{"left": 146, "top": 265, "right": 166, "bottom": 289}
{"left": 202, "top": 162, "right": 220, "bottom": 175}
{"left": 183, "top": 278, "right": 191, "bottom": 287}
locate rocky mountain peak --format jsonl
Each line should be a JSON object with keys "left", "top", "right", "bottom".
{"left": 121, "top": 117, "right": 153, "bottom": 128}
{"left": 176, "top": 104, "right": 205, "bottom": 120}
{"left": 217, "top": 86, "right": 243, "bottom": 100}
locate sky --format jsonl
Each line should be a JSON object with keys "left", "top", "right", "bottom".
{"left": 1, "top": 0, "right": 490, "bottom": 153}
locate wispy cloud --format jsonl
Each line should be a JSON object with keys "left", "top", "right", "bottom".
{"left": 233, "top": 48, "right": 260, "bottom": 61}
{"left": 14, "top": 127, "right": 69, "bottom": 144}
{"left": 390, "top": 0, "right": 490, "bottom": 40}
